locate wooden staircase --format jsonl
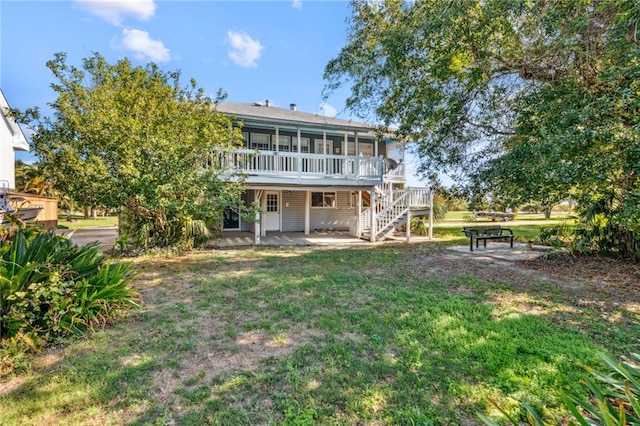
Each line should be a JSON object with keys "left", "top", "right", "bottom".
{"left": 357, "top": 186, "right": 432, "bottom": 242}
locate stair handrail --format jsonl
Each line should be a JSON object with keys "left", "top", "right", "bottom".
{"left": 374, "top": 190, "right": 410, "bottom": 237}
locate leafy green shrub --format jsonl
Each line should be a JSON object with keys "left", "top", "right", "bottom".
{"left": 409, "top": 215, "right": 431, "bottom": 236}
{"left": 538, "top": 222, "right": 573, "bottom": 249}
{"left": 478, "top": 351, "right": 640, "bottom": 425}
{"left": 574, "top": 223, "right": 639, "bottom": 260}
{"left": 0, "top": 222, "right": 138, "bottom": 348}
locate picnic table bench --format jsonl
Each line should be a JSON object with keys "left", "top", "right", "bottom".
{"left": 462, "top": 226, "right": 514, "bottom": 252}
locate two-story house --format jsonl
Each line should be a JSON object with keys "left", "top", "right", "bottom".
{"left": 216, "top": 101, "right": 433, "bottom": 244}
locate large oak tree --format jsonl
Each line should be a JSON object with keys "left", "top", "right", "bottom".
{"left": 325, "top": 0, "right": 640, "bottom": 257}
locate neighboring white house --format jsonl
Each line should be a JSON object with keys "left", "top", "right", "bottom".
{"left": 0, "top": 89, "right": 29, "bottom": 189}
{"left": 215, "top": 101, "right": 433, "bottom": 243}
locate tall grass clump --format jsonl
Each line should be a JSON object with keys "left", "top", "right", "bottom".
{"left": 0, "top": 219, "right": 138, "bottom": 374}
{"left": 479, "top": 351, "right": 640, "bottom": 425}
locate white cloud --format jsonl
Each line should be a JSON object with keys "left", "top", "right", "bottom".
{"left": 115, "top": 28, "right": 170, "bottom": 62}
{"left": 227, "top": 31, "right": 264, "bottom": 68}
{"left": 319, "top": 102, "right": 338, "bottom": 117}
{"left": 292, "top": 0, "right": 302, "bottom": 9}
{"left": 75, "top": 0, "right": 156, "bottom": 26}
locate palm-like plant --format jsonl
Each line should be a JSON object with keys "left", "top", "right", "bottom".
{"left": 409, "top": 194, "right": 448, "bottom": 236}
{"left": 478, "top": 351, "right": 640, "bottom": 425}
{"left": 0, "top": 221, "right": 138, "bottom": 343}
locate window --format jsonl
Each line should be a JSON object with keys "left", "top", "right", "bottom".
{"left": 242, "top": 132, "right": 249, "bottom": 148}
{"left": 311, "top": 192, "right": 336, "bottom": 208}
{"left": 347, "top": 141, "right": 356, "bottom": 155}
{"left": 347, "top": 141, "right": 374, "bottom": 156}
{"left": 250, "top": 133, "right": 270, "bottom": 150}
{"left": 266, "top": 193, "right": 278, "bottom": 212}
{"left": 359, "top": 142, "right": 374, "bottom": 156}
{"left": 314, "top": 139, "right": 332, "bottom": 155}
{"left": 292, "top": 137, "right": 310, "bottom": 153}
{"left": 277, "top": 135, "right": 291, "bottom": 151}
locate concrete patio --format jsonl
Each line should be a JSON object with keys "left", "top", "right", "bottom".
{"left": 446, "top": 242, "right": 550, "bottom": 261}
{"left": 59, "top": 227, "right": 550, "bottom": 262}
{"left": 207, "top": 230, "right": 370, "bottom": 248}
{"left": 209, "top": 231, "right": 548, "bottom": 261}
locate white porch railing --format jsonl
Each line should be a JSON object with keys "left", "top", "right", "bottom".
{"left": 217, "top": 149, "right": 384, "bottom": 182}
{"left": 408, "top": 187, "right": 432, "bottom": 208}
{"left": 384, "top": 162, "right": 406, "bottom": 182}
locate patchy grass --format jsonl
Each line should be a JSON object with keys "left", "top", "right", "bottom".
{"left": 1, "top": 244, "right": 638, "bottom": 425}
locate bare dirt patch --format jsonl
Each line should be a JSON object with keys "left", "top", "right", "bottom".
{"left": 518, "top": 254, "right": 640, "bottom": 301}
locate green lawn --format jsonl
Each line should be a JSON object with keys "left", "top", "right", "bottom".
{"left": 2, "top": 244, "right": 637, "bottom": 425}
{"left": 431, "top": 223, "right": 568, "bottom": 244}
{"left": 57, "top": 215, "right": 118, "bottom": 229}
{"left": 444, "top": 211, "right": 575, "bottom": 222}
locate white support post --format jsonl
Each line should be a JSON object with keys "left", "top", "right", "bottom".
{"left": 343, "top": 132, "right": 348, "bottom": 155}
{"left": 428, "top": 190, "right": 434, "bottom": 240}
{"left": 406, "top": 208, "right": 411, "bottom": 242}
{"left": 261, "top": 192, "right": 267, "bottom": 238}
{"left": 304, "top": 190, "right": 310, "bottom": 235}
{"left": 274, "top": 126, "right": 279, "bottom": 174}
{"left": 323, "top": 130, "right": 327, "bottom": 174}
{"left": 297, "top": 126, "right": 302, "bottom": 179}
{"left": 356, "top": 191, "right": 362, "bottom": 237}
{"left": 355, "top": 131, "right": 359, "bottom": 155}
{"left": 370, "top": 190, "right": 376, "bottom": 242}
{"left": 254, "top": 191, "right": 261, "bottom": 245}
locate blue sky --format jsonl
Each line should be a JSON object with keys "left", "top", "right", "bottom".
{"left": 1, "top": 0, "right": 428, "bottom": 186}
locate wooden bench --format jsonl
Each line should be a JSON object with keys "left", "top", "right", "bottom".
{"left": 462, "top": 226, "right": 514, "bottom": 252}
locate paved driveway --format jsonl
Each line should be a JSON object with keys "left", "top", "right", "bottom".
{"left": 58, "top": 227, "right": 118, "bottom": 251}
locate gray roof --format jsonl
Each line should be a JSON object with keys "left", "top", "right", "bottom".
{"left": 216, "top": 102, "right": 377, "bottom": 133}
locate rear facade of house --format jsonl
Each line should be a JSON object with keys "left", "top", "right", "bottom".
{"left": 215, "top": 101, "right": 432, "bottom": 243}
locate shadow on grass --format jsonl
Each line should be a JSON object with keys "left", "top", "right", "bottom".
{"left": 1, "top": 244, "right": 638, "bottom": 424}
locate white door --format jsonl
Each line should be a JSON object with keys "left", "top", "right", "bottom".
{"left": 265, "top": 191, "right": 280, "bottom": 231}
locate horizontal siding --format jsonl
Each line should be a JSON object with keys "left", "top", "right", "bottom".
{"left": 282, "top": 191, "right": 306, "bottom": 232}
{"left": 281, "top": 190, "right": 356, "bottom": 232}
{"left": 309, "top": 191, "right": 355, "bottom": 230}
